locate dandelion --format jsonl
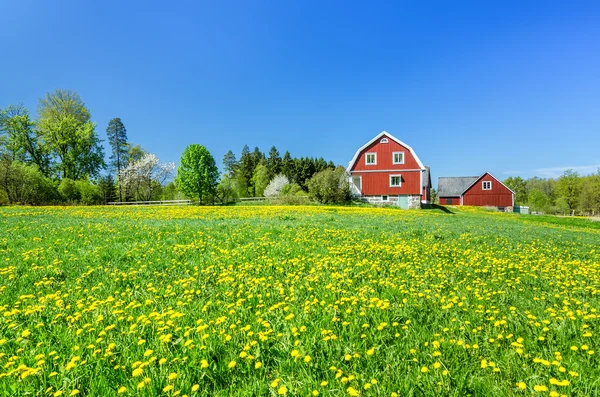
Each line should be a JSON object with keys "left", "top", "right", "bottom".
{"left": 118, "top": 387, "right": 127, "bottom": 394}
{"left": 278, "top": 386, "right": 288, "bottom": 395}
{"left": 168, "top": 372, "right": 178, "bottom": 381}
{"left": 420, "top": 366, "right": 428, "bottom": 373}
{"left": 132, "top": 368, "right": 144, "bottom": 377}
{"left": 228, "top": 360, "right": 236, "bottom": 368}
{"left": 516, "top": 382, "right": 526, "bottom": 390}
{"left": 347, "top": 387, "right": 360, "bottom": 396}
{"left": 255, "top": 361, "right": 262, "bottom": 369}
{"left": 192, "top": 384, "right": 200, "bottom": 392}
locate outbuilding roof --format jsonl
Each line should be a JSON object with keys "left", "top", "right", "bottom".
{"left": 422, "top": 166, "right": 431, "bottom": 189}
{"left": 437, "top": 176, "right": 478, "bottom": 197}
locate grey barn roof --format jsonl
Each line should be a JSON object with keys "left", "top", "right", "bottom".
{"left": 422, "top": 166, "right": 431, "bottom": 188}
{"left": 438, "top": 176, "right": 479, "bottom": 197}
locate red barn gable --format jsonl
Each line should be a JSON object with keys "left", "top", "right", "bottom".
{"left": 438, "top": 172, "right": 514, "bottom": 207}
{"left": 347, "top": 131, "right": 429, "bottom": 209}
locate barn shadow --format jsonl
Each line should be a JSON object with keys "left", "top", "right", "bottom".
{"left": 421, "top": 204, "right": 454, "bottom": 214}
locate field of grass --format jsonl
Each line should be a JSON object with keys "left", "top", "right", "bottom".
{"left": 0, "top": 205, "right": 598, "bottom": 396}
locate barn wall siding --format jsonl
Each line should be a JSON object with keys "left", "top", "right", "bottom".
{"left": 462, "top": 173, "right": 514, "bottom": 207}
{"left": 353, "top": 171, "right": 421, "bottom": 195}
{"left": 351, "top": 138, "right": 421, "bottom": 171}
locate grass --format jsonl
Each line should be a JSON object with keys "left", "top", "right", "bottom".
{"left": 0, "top": 205, "right": 598, "bottom": 396}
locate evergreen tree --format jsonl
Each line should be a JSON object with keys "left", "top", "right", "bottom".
{"left": 97, "top": 174, "right": 117, "bottom": 204}
{"left": 267, "top": 146, "right": 282, "bottom": 178}
{"left": 239, "top": 145, "right": 254, "bottom": 196}
{"left": 281, "top": 151, "right": 294, "bottom": 181}
{"left": 223, "top": 150, "right": 237, "bottom": 176}
{"left": 106, "top": 117, "right": 128, "bottom": 201}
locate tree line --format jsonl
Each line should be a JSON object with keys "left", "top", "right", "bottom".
{"left": 1, "top": 89, "right": 349, "bottom": 205}
{"left": 503, "top": 171, "right": 600, "bottom": 215}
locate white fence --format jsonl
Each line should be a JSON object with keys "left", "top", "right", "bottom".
{"left": 107, "top": 200, "right": 192, "bottom": 206}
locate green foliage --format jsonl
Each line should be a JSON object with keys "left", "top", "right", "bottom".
{"left": 0, "top": 104, "right": 50, "bottom": 174}
{"left": 97, "top": 174, "right": 117, "bottom": 204}
{"left": 37, "top": 90, "right": 105, "bottom": 179}
{"left": 222, "top": 150, "right": 237, "bottom": 176}
{"left": 176, "top": 144, "right": 219, "bottom": 203}
{"left": 555, "top": 170, "right": 580, "bottom": 211}
{"left": 527, "top": 189, "right": 550, "bottom": 213}
{"left": 267, "top": 146, "right": 281, "bottom": 178}
{"left": 307, "top": 167, "right": 351, "bottom": 204}
{"left": 0, "top": 160, "right": 58, "bottom": 204}
{"left": 503, "top": 176, "right": 527, "bottom": 205}
{"left": 58, "top": 178, "right": 81, "bottom": 202}
{"left": 281, "top": 183, "right": 304, "bottom": 196}
{"left": 216, "top": 174, "right": 238, "bottom": 203}
{"left": 252, "top": 164, "right": 270, "bottom": 197}
{"left": 76, "top": 180, "right": 104, "bottom": 205}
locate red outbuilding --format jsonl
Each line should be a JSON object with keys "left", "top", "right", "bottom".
{"left": 438, "top": 172, "right": 514, "bottom": 208}
{"left": 347, "top": 131, "right": 430, "bottom": 209}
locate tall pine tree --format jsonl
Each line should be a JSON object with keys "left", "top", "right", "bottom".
{"left": 106, "top": 118, "right": 128, "bottom": 201}
{"left": 267, "top": 146, "right": 282, "bottom": 178}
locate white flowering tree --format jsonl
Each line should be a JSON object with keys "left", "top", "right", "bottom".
{"left": 119, "top": 153, "right": 175, "bottom": 201}
{"left": 264, "top": 174, "right": 289, "bottom": 197}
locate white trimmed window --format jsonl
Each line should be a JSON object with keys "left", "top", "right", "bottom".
{"left": 392, "top": 152, "right": 405, "bottom": 164}
{"left": 482, "top": 181, "right": 492, "bottom": 190}
{"left": 390, "top": 175, "right": 402, "bottom": 187}
{"left": 365, "top": 153, "right": 377, "bottom": 165}
{"left": 380, "top": 138, "right": 389, "bottom": 143}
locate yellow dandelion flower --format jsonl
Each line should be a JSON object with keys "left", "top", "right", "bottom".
{"left": 278, "top": 386, "right": 288, "bottom": 395}
{"left": 228, "top": 361, "right": 236, "bottom": 368}
{"left": 132, "top": 368, "right": 144, "bottom": 377}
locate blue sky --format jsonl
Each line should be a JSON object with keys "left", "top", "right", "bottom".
{"left": 1, "top": 1, "right": 599, "bottom": 185}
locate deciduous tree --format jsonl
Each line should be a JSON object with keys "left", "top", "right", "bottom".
{"left": 37, "top": 89, "right": 105, "bottom": 179}
{"left": 175, "top": 144, "right": 219, "bottom": 203}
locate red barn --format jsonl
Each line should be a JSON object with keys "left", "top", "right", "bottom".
{"left": 347, "top": 131, "right": 430, "bottom": 209}
{"left": 438, "top": 172, "right": 514, "bottom": 208}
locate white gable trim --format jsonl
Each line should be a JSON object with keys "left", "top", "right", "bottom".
{"left": 460, "top": 172, "right": 516, "bottom": 196}
{"left": 346, "top": 131, "right": 425, "bottom": 172}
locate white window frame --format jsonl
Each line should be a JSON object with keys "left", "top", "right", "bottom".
{"left": 482, "top": 181, "right": 492, "bottom": 190}
{"left": 392, "top": 151, "right": 405, "bottom": 165}
{"left": 389, "top": 174, "right": 402, "bottom": 187}
{"left": 380, "top": 138, "right": 389, "bottom": 143}
{"left": 365, "top": 152, "right": 377, "bottom": 165}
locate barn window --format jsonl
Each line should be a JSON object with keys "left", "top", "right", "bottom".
{"left": 365, "top": 153, "right": 377, "bottom": 165}
{"left": 482, "top": 181, "right": 492, "bottom": 190}
{"left": 380, "top": 138, "right": 389, "bottom": 143}
{"left": 392, "top": 152, "right": 405, "bottom": 164}
{"left": 390, "top": 175, "right": 401, "bottom": 187}
{"left": 382, "top": 195, "right": 388, "bottom": 201}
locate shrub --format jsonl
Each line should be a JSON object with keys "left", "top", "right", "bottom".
{"left": 307, "top": 167, "right": 350, "bottom": 204}
{"left": 281, "top": 183, "right": 304, "bottom": 196}
{"left": 76, "top": 180, "right": 104, "bottom": 205}
{"left": 0, "top": 161, "right": 58, "bottom": 205}
{"left": 58, "top": 178, "right": 81, "bottom": 203}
